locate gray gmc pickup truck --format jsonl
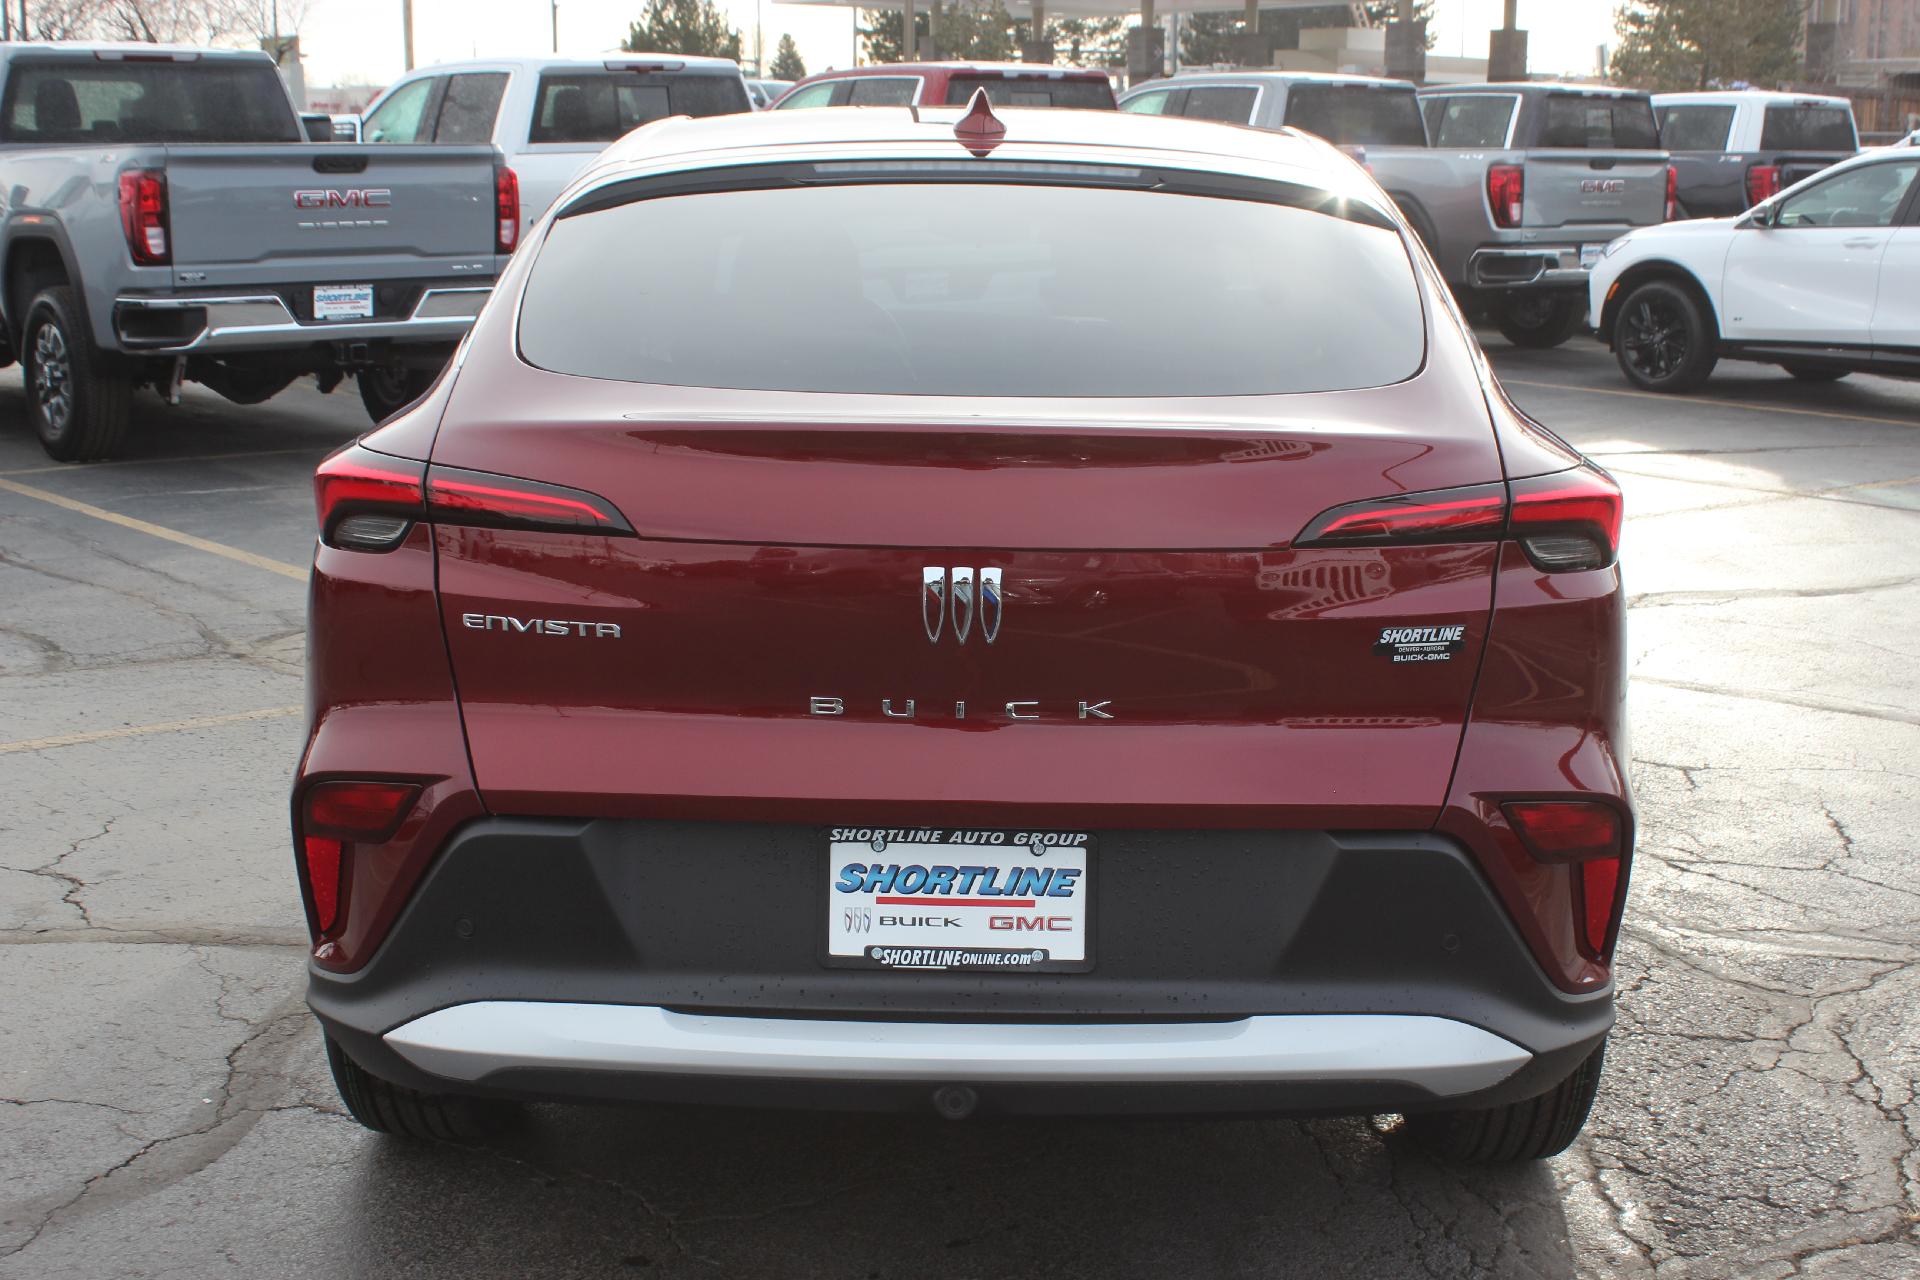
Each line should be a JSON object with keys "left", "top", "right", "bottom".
{"left": 1119, "top": 74, "right": 1673, "bottom": 349}
{"left": 0, "top": 43, "right": 511, "bottom": 461}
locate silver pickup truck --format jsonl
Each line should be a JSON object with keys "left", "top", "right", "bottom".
{"left": 1118, "top": 73, "right": 1673, "bottom": 349}
{"left": 0, "top": 43, "right": 511, "bottom": 461}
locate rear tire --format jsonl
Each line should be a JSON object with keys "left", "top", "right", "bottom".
{"left": 1613, "top": 280, "right": 1718, "bottom": 393}
{"left": 1784, "top": 365, "right": 1848, "bottom": 383}
{"left": 357, "top": 365, "right": 437, "bottom": 425}
{"left": 23, "top": 285, "right": 131, "bottom": 462}
{"left": 1493, "top": 294, "right": 1585, "bottom": 349}
{"left": 325, "top": 1034, "right": 498, "bottom": 1142}
{"left": 1405, "top": 1040, "right": 1605, "bottom": 1163}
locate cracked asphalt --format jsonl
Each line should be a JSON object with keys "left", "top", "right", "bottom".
{"left": 1, "top": 338, "right": 1917, "bottom": 1280}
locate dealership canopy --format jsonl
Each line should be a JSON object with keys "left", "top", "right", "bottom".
{"left": 781, "top": 0, "right": 1364, "bottom": 18}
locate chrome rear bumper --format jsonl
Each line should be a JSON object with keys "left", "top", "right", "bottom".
{"left": 385, "top": 1003, "right": 1531, "bottom": 1098}
{"left": 112, "top": 286, "right": 489, "bottom": 354}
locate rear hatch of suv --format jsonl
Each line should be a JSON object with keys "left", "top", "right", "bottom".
{"left": 422, "top": 157, "right": 1505, "bottom": 828}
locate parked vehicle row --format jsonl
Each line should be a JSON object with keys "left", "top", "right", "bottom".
{"left": 0, "top": 42, "right": 511, "bottom": 461}
{"left": 772, "top": 61, "right": 1118, "bottom": 110}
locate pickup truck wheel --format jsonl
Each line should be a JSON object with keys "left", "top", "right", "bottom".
{"left": 358, "top": 366, "right": 437, "bottom": 425}
{"left": 1404, "top": 1040, "right": 1606, "bottom": 1163}
{"left": 1613, "top": 280, "right": 1717, "bottom": 393}
{"left": 1784, "top": 365, "right": 1849, "bottom": 383}
{"left": 24, "top": 286, "right": 131, "bottom": 462}
{"left": 1493, "top": 295, "right": 1585, "bottom": 349}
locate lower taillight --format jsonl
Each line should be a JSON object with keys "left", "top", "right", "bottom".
{"left": 1503, "top": 799, "right": 1628, "bottom": 960}
{"left": 1509, "top": 465, "right": 1623, "bottom": 572}
{"left": 1664, "top": 163, "right": 1679, "bottom": 221}
{"left": 496, "top": 165, "right": 521, "bottom": 254}
{"left": 313, "top": 443, "right": 633, "bottom": 550}
{"left": 1292, "top": 464, "right": 1622, "bottom": 572}
{"left": 1745, "top": 163, "right": 1781, "bottom": 208}
{"left": 118, "top": 169, "right": 170, "bottom": 265}
{"left": 298, "top": 781, "right": 420, "bottom": 936}
{"left": 1487, "top": 163, "right": 1524, "bottom": 228}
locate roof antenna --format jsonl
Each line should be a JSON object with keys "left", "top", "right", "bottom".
{"left": 953, "top": 87, "right": 1005, "bottom": 158}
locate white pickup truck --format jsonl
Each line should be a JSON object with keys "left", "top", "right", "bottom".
{"left": 357, "top": 55, "right": 752, "bottom": 225}
{"left": 1654, "top": 90, "right": 1858, "bottom": 219}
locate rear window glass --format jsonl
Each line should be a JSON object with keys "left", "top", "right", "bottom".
{"left": 1181, "top": 86, "right": 1256, "bottom": 123}
{"left": 942, "top": 75, "right": 1115, "bottom": 109}
{"left": 1539, "top": 94, "right": 1659, "bottom": 149}
{"left": 0, "top": 58, "right": 299, "bottom": 143}
{"left": 1422, "top": 95, "right": 1513, "bottom": 147}
{"left": 848, "top": 77, "right": 918, "bottom": 105}
{"left": 528, "top": 72, "right": 749, "bottom": 142}
{"left": 1760, "top": 105, "right": 1856, "bottom": 151}
{"left": 1658, "top": 104, "right": 1734, "bottom": 151}
{"left": 521, "top": 180, "right": 1423, "bottom": 398}
{"left": 434, "top": 71, "right": 508, "bottom": 143}
{"left": 1285, "top": 85, "right": 1425, "bottom": 146}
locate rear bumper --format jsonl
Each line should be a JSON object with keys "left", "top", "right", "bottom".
{"left": 111, "top": 286, "right": 489, "bottom": 354}
{"left": 1466, "top": 247, "right": 1596, "bottom": 292}
{"left": 309, "top": 819, "right": 1612, "bottom": 1116}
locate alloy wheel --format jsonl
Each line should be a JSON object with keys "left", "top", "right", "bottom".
{"left": 1621, "top": 297, "right": 1688, "bottom": 382}
{"left": 31, "top": 319, "right": 73, "bottom": 434}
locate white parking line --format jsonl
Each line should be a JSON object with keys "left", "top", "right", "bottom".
{"left": 0, "top": 477, "right": 307, "bottom": 581}
{"left": 0, "top": 447, "right": 312, "bottom": 478}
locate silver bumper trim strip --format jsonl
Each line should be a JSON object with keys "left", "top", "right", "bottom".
{"left": 384, "top": 1004, "right": 1531, "bottom": 1097}
{"left": 112, "top": 286, "right": 489, "bottom": 352}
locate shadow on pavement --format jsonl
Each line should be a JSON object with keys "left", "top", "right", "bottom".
{"left": 344, "top": 1102, "right": 1577, "bottom": 1279}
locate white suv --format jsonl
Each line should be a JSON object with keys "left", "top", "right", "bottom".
{"left": 1590, "top": 148, "right": 1920, "bottom": 391}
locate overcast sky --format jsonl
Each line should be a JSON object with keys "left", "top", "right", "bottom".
{"left": 291, "top": 0, "right": 1618, "bottom": 89}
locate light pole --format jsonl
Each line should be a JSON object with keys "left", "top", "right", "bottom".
{"left": 402, "top": 0, "right": 414, "bottom": 70}
{"left": 552, "top": 0, "right": 559, "bottom": 53}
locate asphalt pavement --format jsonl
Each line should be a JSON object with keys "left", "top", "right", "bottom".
{"left": 1, "top": 339, "right": 1916, "bottom": 1279}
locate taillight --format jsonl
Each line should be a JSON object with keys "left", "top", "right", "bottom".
{"left": 1745, "top": 163, "right": 1781, "bottom": 208}
{"left": 1664, "top": 163, "right": 1679, "bottom": 221}
{"left": 1502, "top": 800, "right": 1627, "bottom": 960}
{"left": 495, "top": 165, "right": 520, "bottom": 254}
{"left": 298, "top": 780, "right": 420, "bottom": 934}
{"left": 1509, "top": 465, "right": 1622, "bottom": 572}
{"left": 1294, "top": 465, "right": 1621, "bottom": 572}
{"left": 1487, "top": 163, "right": 1524, "bottom": 228}
{"left": 313, "top": 442, "right": 633, "bottom": 551}
{"left": 314, "top": 443, "right": 425, "bottom": 551}
{"left": 117, "top": 169, "right": 170, "bottom": 265}
{"left": 1294, "top": 481, "right": 1508, "bottom": 546}
{"left": 428, "top": 466, "right": 630, "bottom": 531}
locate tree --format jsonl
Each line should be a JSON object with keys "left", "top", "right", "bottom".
{"left": 1046, "top": 16, "right": 1127, "bottom": 67}
{"left": 19, "top": 0, "right": 320, "bottom": 43}
{"left": 1610, "top": 0, "right": 1806, "bottom": 91}
{"left": 769, "top": 33, "right": 806, "bottom": 80}
{"left": 860, "top": 0, "right": 1013, "bottom": 63}
{"left": 624, "top": 0, "right": 744, "bottom": 61}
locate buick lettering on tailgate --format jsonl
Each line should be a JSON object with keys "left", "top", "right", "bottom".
{"left": 825, "top": 828, "right": 1093, "bottom": 971}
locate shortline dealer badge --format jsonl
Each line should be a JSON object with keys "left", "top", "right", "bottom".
{"left": 1375, "top": 624, "right": 1466, "bottom": 663}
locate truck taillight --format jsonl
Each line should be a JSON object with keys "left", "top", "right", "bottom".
{"left": 496, "top": 165, "right": 520, "bottom": 254}
{"left": 117, "top": 169, "right": 170, "bottom": 266}
{"left": 1745, "top": 163, "right": 1781, "bottom": 208}
{"left": 1487, "top": 163, "right": 1524, "bottom": 228}
{"left": 1664, "top": 163, "right": 1678, "bottom": 221}
{"left": 1293, "top": 465, "right": 1622, "bottom": 572}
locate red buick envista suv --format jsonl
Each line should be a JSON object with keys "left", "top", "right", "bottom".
{"left": 297, "top": 97, "right": 1630, "bottom": 1162}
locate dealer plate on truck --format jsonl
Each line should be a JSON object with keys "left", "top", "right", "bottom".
{"left": 825, "top": 828, "right": 1093, "bottom": 972}
{"left": 314, "top": 284, "right": 374, "bottom": 320}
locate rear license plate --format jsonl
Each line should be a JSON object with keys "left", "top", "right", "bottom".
{"left": 1579, "top": 244, "right": 1604, "bottom": 270}
{"left": 314, "top": 284, "right": 374, "bottom": 320}
{"left": 824, "top": 827, "right": 1094, "bottom": 972}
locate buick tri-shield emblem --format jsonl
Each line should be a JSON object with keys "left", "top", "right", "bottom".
{"left": 923, "top": 567, "right": 1002, "bottom": 644}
